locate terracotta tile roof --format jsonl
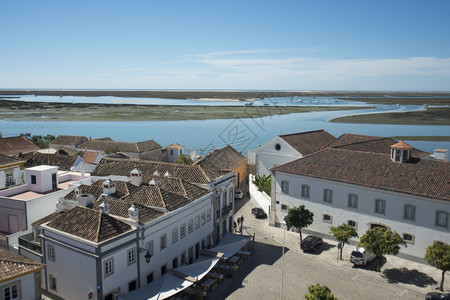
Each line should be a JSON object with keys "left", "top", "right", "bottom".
{"left": 0, "top": 153, "right": 22, "bottom": 166}
{"left": 196, "top": 145, "right": 247, "bottom": 173}
{"left": 92, "top": 157, "right": 211, "bottom": 184}
{"left": 194, "top": 159, "right": 230, "bottom": 181}
{"left": 273, "top": 148, "right": 450, "bottom": 201}
{"left": 50, "top": 135, "right": 88, "bottom": 147}
{"left": 77, "top": 139, "right": 161, "bottom": 153}
{"left": 0, "top": 136, "right": 40, "bottom": 156}
{"left": 46, "top": 206, "right": 133, "bottom": 243}
{"left": 32, "top": 211, "right": 65, "bottom": 227}
{"left": 82, "top": 151, "right": 100, "bottom": 164}
{"left": 0, "top": 248, "right": 44, "bottom": 283}
{"left": 91, "top": 199, "right": 164, "bottom": 224}
{"left": 166, "top": 143, "right": 185, "bottom": 149}
{"left": 279, "top": 130, "right": 336, "bottom": 156}
{"left": 391, "top": 139, "right": 413, "bottom": 149}
{"left": 25, "top": 153, "right": 79, "bottom": 171}
{"left": 56, "top": 147, "right": 80, "bottom": 156}
{"left": 328, "top": 134, "right": 430, "bottom": 157}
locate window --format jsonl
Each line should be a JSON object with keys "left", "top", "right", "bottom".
{"left": 404, "top": 205, "right": 416, "bottom": 221}
{"left": 172, "top": 257, "right": 178, "bottom": 268}
{"left": 402, "top": 233, "right": 414, "bottom": 244}
{"left": 301, "top": 185, "right": 310, "bottom": 199}
{"left": 180, "top": 224, "right": 186, "bottom": 238}
{"left": 323, "top": 214, "right": 332, "bottom": 223}
{"left": 31, "top": 175, "right": 36, "bottom": 184}
{"left": 281, "top": 181, "right": 289, "bottom": 194}
{"left": 323, "top": 189, "right": 333, "bottom": 203}
{"left": 436, "top": 211, "right": 448, "bottom": 228}
{"left": 3, "top": 284, "right": 18, "bottom": 300}
{"left": 172, "top": 228, "right": 178, "bottom": 244}
{"left": 127, "top": 248, "right": 136, "bottom": 265}
{"left": 195, "top": 216, "right": 200, "bottom": 229}
{"left": 275, "top": 143, "right": 281, "bottom": 151}
{"left": 201, "top": 212, "right": 206, "bottom": 225}
{"left": 160, "top": 234, "right": 167, "bottom": 250}
{"left": 146, "top": 240, "right": 154, "bottom": 256}
{"left": 170, "top": 149, "right": 173, "bottom": 155}
{"left": 104, "top": 259, "right": 114, "bottom": 277}
{"left": 347, "top": 220, "right": 356, "bottom": 227}
{"left": 49, "top": 275, "right": 57, "bottom": 291}
{"left": 181, "top": 251, "right": 187, "bottom": 265}
{"left": 47, "top": 244, "right": 55, "bottom": 261}
{"left": 188, "top": 219, "right": 193, "bottom": 233}
{"left": 147, "top": 273, "right": 154, "bottom": 284}
{"left": 348, "top": 194, "right": 358, "bottom": 208}
{"left": 207, "top": 209, "right": 211, "bottom": 222}
{"left": 281, "top": 204, "right": 288, "bottom": 211}
{"left": 128, "top": 280, "right": 137, "bottom": 292}
{"left": 223, "top": 190, "right": 227, "bottom": 207}
{"left": 375, "top": 199, "right": 386, "bottom": 214}
{"left": 161, "top": 264, "right": 167, "bottom": 275}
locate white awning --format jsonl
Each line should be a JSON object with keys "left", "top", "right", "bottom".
{"left": 209, "top": 232, "right": 251, "bottom": 259}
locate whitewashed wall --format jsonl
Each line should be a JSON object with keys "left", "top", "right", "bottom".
{"left": 249, "top": 174, "right": 271, "bottom": 215}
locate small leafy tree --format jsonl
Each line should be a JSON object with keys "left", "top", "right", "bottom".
{"left": 30, "top": 134, "right": 55, "bottom": 148}
{"left": 358, "top": 227, "right": 406, "bottom": 272}
{"left": 424, "top": 242, "right": 450, "bottom": 291}
{"left": 304, "top": 284, "right": 337, "bottom": 300}
{"left": 175, "top": 154, "right": 193, "bottom": 164}
{"left": 105, "top": 146, "right": 120, "bottom": 154}
{"left": 284, "top": 205, "right": 314, "bottom": 243}
{"left": 329, "top": 223, "right": 358, "bottom": 260}
{"left": 252, "top": 174, "right": 271, "bottom": 195}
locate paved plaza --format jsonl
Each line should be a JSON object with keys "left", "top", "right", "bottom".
{"left": 208, "top": 196, "right": 449, "bottom": 300}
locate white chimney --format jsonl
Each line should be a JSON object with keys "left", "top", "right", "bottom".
{"left": 77, "top": 194, "right": 95, "bottom": 207}
{"left": 164, "top": 171, "right": 171, "bottom": 177}
{"left": 130, "top": 168, "right": 142, "bottom": 187}
{"left": 434, "top": 149, "right": 449, "bottom": 161}
{"left": 128, "top": 204, "right": 139, "bottom": 221}
{"left": 99, "top": 202, "right": 110, "bottom": 215}
{"left": 153, "top": 170, "right": 160, "bottom": 176}
{"left": 189, "top": 149, "right": 196, "bottom": 159}
{"left": 149, "top": 178, "right": 157, "bottom": 187}
{"left": 56, "top": 198, "right": 64, "bottom": 212}
{"left": 103, "top": 178, "right": 116, "bottom": 195}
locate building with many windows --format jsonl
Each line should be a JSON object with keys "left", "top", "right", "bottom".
{"left": 271, "top": 137, "right": 449, "bottom": 261}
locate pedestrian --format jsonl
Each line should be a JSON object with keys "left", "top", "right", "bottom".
{"left": 237, "top": 216, "right": 241, "bottom": 227}
{"left": 233, "top": 221, "right": 237, "bottom": 233}
{"left": 239, "top": 224, "right": 243, "bottom": 235}
{"left": 240, "top": 215, "right": 244, "bottom": 225}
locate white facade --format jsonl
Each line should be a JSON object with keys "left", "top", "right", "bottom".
{"left": 25, "top": 165, "right": 58, "bottom": 193}
{"left": 0, "top": 163, "right": 23, "bottom": 190}
{"left": 0, "top": 272, "right": 38, "bottom": 300}
{"left": 273, "top": 171, "right": 450, "bottom": 260}
{"left": 251, "top": 136, "right": 302, "bottom": 176}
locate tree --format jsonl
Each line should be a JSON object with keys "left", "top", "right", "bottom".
{"left": 252, "top": 174, "right": 271, "bottom": 195}
{"left": 304, "top": 284, "right": 337, "bottom": 300}
{"left": 358, "top": 227, "right": 406, "bottom": 272}
{"left": 329, "top": 223, "right": 358, "bottom": 260}
{"left": 175, "top": 154, "right": 193, "bottom": 164}
{"left": 30, "top": 134, "right": 55, "bottom": 148}
{"left": 105, "top": 146, "right": 120, "bottom": 154}
{"left": 284, "top": 205, "right": 314, "bottom": 243}
{"left": 424, "top": 242, "right": 450, "bottom": 291}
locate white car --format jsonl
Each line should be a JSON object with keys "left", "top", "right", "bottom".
{"left": 350, "top": 247, "right": 377, "bottom": 266}
{"left": 234, "top": 190, "right": 244, "bottom": 199}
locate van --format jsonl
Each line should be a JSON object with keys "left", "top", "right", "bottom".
{"left": 350, "top": 247, "right": 376, "bottom": 266}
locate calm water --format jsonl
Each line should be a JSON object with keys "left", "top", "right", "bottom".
{"left": 0, "top": 95, "right": 448, "bottom": 155}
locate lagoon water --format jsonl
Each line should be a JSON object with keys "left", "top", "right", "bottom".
{"left": 0, "top": 95, "right": 449, "bottom": 155}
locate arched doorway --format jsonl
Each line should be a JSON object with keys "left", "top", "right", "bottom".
{"left": 370, "top": 223, "right": 389, "bottom": 230}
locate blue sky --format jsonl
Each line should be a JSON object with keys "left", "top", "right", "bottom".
{"left": 1, "top": 1, "right": 449, "bottom": 91}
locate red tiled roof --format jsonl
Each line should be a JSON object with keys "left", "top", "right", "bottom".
{"left": 78, "top": 139, "right": 161, "bottom": 153}
{"left": 195, "top": 145, "right": 247, "bottom": 172}
{"left": 82, "top": 151, "right": 100, "bottom": 164}
{"left": 280, "top": 130, "right": 336, "bottom": 156}
{"left": 0, "top": 136, "right": 40, "bottom": 156}
{"left": 0, "top": 248, "right": 44, "bottom": 283}
{"left": 273, "top": 148, "right": 450, "bottom": 201}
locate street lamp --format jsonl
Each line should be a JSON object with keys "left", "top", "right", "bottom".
{"left": 144, "top": 251, "right": 152, "bottom": 264}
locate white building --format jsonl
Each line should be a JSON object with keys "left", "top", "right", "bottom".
{"left": 271, "top": 138, "right": 449, "bottom": 261}
{"left": 248, "top": 130, "right": 335, "bottom": 176}
{"left": 166, "top": 143, "right": 184, "bottom": 163}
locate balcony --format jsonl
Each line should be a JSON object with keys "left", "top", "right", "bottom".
{"left": 18, "top": 232, "right": 42, "bottom": 254}
{"left": 221, "top": 204, "right": 233, "bottom": 217}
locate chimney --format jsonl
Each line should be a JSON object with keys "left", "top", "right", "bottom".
{"left": 103, "top": 178, "right": 116, "bottom": 195}
{"left": 164, "top": 171, "right": 171, "bottom": 177}
{"left": 99, "top": 202, "right": 110, "bottom": 215}
{"left": 128, "top": 204, "right": 139, "bottom": 221}
{"left": 149, "top": 178, "right": 157, "bottom": 187}
{"left": 434, "top": 149, "right": 449, "bottom": 161}
{"left": 153, "top": 170, "right": 160, "bottom": 176}
{"left": 77, "top": 194, "right": 95, "bottom": 207}
{"left": 130, "top": 168, "right": 142, "bottom": 187}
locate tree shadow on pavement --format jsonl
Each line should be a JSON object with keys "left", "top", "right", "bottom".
{"left": 302, "top": 241, "right": 336, "bottom": 255}
{"left": 381, "top": 268, "right": 437, "bottom": 287}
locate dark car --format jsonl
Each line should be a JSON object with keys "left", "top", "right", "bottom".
{"left": 251, "top": 207, "right": 267, "bottom": 219}
{"left": 300, "top": 235, "right": 323, "bottom": 252}
{"left": 426, "top": 292, "right": 450, "bottom": 300}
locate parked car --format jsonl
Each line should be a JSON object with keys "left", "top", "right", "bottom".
{"left": 300, "top": 236, "right": 323, "bottom": 252}
{"left": 251, "top": 207, "right": 267, "bottom": 219}
{"left": 350, "top": 247, "right": 377, "bottom": 266}
{"left": 235, "top": 190, "right": 244, "bottom": 199}
{"left": 426, "top": 292, "right": 450, "bottom": 300}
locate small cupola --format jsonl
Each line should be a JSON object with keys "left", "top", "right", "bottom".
{"left": 149, "top": 178, "right": 157, "bottom": 187}
{"left": 103, "top": 178, "right": 116, "bottom": 195}
{"left": 164, "top": 171, "right": 171, "bottom": 177}
{"left": 128, "top": 204, "right": 139, "bottom": 221}
{"left": 390, "top": 139, "right": 413, "bottom": 163}
{"left": 130, "top": 168, "right": 142, "bottom": 187}
{"left": 99, "top": 202, "right": 110, "bottom": 215}
{"left": 153, "top": 170, "right": 160, "bottom": 176}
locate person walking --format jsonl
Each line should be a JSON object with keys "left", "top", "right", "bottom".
{"left": 233, "top": 221, "right": 237, "bottom": 233}
{"left": 240, "top": 215, "right": 244, "bottom": 226}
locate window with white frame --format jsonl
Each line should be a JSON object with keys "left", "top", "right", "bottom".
{"left": 201, "top": 212, "right": 206, "bottom": 225}
{"left": 127, "top": 248, "right": 136, "bottom": 265}
{"left": 3, "top": 283, "right": 18, "bottom": 300}
{"left": 104, "top": 259, "right": 113, "bottom": 277}
{"left": 207, "top": 209, "right": 211, "bottom": 222}
{"left": 188, "top": 219, "right": 193, "bottom": 233}
{"left": 172, "top": 228, "right": 178, "bottom": 244}
{"left": 49, "top": 275, "right": 57, "bottom": 291}
{"left": 348, "top": 194, "right": 358, "bottom": 208}
{"left": 195, "top": 216, "right": 200, "bottom": 229}
{"left": 223, "top": 190, "right": 227, "bottom": 207}
{"left": 436, "top": 211, "right": 448, "bottom": 228}
{"left": 323, "top": 214, "right": 332, "bottom": 223}
{"left": 281, "top": 181, "right": 289, "bottom": 194}
{"left": 229, "top": 189, "right": 233, "bottom": 202}
{"left": 47, "top": 244, "right": 55, "bottom": 261}
{"left": 160, "top": 234, "right": 167, "bottom": 250}
{"left": 375, "top": 199, "right": 386, "bottom": 214}
{"left": 347, "top": 220, "right": 356, "bottom": 227}
{"left": 180, "top": 224, "right": 186, "bottom": 238}
{"left": 402, "top": 233, "right": 414, "bottom": 244}
{"left": 301, "top": 184, "right": 310, "bottom": 199}
{"left": 281, "top": 204, "right": 288, "bottom": 211}
{"left": 404, "top": 205, "right": 416, "bottom": 221}
{"left": 323, "top": 189, "right": 333, "bottom": 202}
{"left": 146, "top": 240, "right": 154, "bottom": 256}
